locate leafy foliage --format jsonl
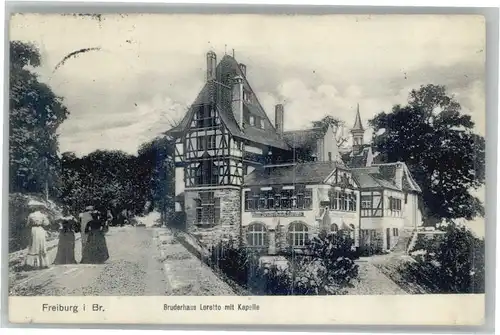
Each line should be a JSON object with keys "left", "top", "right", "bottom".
{"left": 58, "top": 136, "right": 175, "bottom": 220}
{"left": 137, "top": 136, "right": 175, "bottom": 219}
{"left": 9, "top": 41, "right": 69, "bottom": 194}
{"left": 209, "top": 233, "right": 359, "bottom": 295}
{"left": 311, "top": 115, "right": 349, "bottom": 147}
{"left": 8, "top": 193, "right": 34, "bottom": 251}
{"left": 403, "top": 223, "right": 485, "bottom": 293}
{"left": 369, "top": 84, "right": 485, "bottom": 223}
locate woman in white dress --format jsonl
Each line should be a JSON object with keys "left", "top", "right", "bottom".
{"left": 24, "top": 200, "right": 51, "bottom": 269}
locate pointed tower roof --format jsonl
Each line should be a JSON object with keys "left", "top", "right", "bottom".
{"left": 351, "top": 103, "right": 364, "bottom": 132}
{"left": 164, "top": 53, "right": 289, "bottom": 150}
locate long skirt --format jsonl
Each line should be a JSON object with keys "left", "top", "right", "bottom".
{"left": 25, "top": 226, "right": 49, "bottom": 269}
{"left": 80, "top": 231, "right": 109, "bottom": 264}
{"left": 53, "top": 232, "right": 77, "bottom": 265}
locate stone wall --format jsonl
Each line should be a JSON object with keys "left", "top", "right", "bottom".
{"left": 218, "top": 188, "right": 241, "bottom": 226}
{"left": 184, "top": 188, "right": 241, "bottom": 249}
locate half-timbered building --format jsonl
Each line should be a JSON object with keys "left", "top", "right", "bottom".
{"left": 166, "top": 50, "right": 423, "bottom": 253}
{"left": 165, "top": 51, "right": 292, "bottom": 245}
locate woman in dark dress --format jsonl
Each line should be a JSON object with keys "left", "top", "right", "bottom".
{"left": 53, "top": 208, "right": 79, "bottom": 265}
{"left": 80, "top": 211, "right": 109, "bottom": 264}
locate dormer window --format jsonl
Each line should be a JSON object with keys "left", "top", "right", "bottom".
{"left": 243, "top": 90, "right": 251, "bottom": 102}
{"left": 249, "top": 115, "right": 255, "bottom": 126}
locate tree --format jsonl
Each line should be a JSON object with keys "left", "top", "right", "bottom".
{"left": 59, "top": 149, "right": 141, "bottom": 215}
{"left": 369, "top": 84, "right": 485, "bottom": 224}
{"left": 312, "top": 115, "right": 349, "bottom": 147}
{"left": 137, "top": 136, "right": 175, "bottom": 223}
{"left": 9, "top": 41, "right": 69, "bottom": 195}
{"left": 404, "top": 223, "right": 485, "bottom": 293}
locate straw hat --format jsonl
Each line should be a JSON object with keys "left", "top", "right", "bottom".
{"left": 85, "top": 205, "right": 94, "bottom": 211}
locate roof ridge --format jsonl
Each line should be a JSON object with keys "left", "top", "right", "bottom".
{"left": 284, "top": 126, "right": 323, "bottom": 133}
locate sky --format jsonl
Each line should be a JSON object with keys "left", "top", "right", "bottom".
{"left": 10, "top": 14, "right": 486, "bottom": 235}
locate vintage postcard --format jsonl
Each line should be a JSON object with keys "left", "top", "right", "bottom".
{"left": 7, "top": 13, "right": 486, "bottom": 325}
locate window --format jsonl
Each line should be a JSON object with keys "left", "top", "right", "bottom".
{"left": 196, "top": 160, "right": 218, "bottom": 185}
{"left": 195, "top": 105, "right": 216, "bottom": 128}
{"left": 361, "top": 196, "right": 372, "bottom": 209}
{"left": 258, "top": 193, "right": 267, "bottom": 210}
{"left": 245, "top": 191, "right": 257, "bottom": 210}
{"left": 392, "top": 228, "right": 399, "bottom": 236}
{"left": 244, "top": 186, "right": 312, "bottom": 211}
{"left": 243, "top": 90, "right": 251, "bottom": 102}
{"left": 330, "top": 191, "right": 339, "bottom": 210}
{"left": 328, "top": 152, "right": 332, "bottom": 161}
{"left": 288, "top": 222, "right": 309, "bottom": 247}
{"left": 331, "top": 223, "right": 339, "bottom": 234}
{"left": 340, "top": 193, "right": 348, "bottom": 211}
{"left": 328, "top": 190, "right": 356, "bottom": 212}
{"left": 274, "top": 193, "right": 281, "bottom": 209}
{"left": 207, "top": 135, "right": 216, "bottom": 149}
{"left": 304, "top": 189, "right": 312, "bottom": 209}
{"left": 196, "top": 192, "right": 220, "bottom": 226}
{"left": 348, "top": 194, "right": 356, "bottom": 211}
{"left": 260, "top": 119, "right": 265, "bottom": 129}
{"left": 247, "top": 223, "right": 267, "bottom": 247}
{"left": 296, "top": 189, "right": 304, "bottom": 208}
{"left": 267, "top": 192, "right": 275, "bottom": 209}
{"left": 281, "top": 190, "right": 292, "bottom": 209}
{"left": 249, "top": 115, "right": 255, "bottom": 126}
{"left": 197, "top": 137, "right": 205, "bottom": 151}
{"left": 389, "top": 197, "right": 402, "bottom": 212}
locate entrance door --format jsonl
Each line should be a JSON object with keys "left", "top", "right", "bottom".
{"left": 386, "top": 228, "right": 391, "bottom": 250}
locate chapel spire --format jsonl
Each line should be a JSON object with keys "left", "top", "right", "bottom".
{"left": 352, "top": 103, "right": 364, "bottom": 131}
{"left": 350, "top": 103, "right": 365, "bottom": 154}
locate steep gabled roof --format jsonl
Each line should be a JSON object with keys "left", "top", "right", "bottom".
{"left": 373, "top": 162, "right": 422, "bottom": 193}
{"left": 165, "top": 54, "right": 289, "bottom": 150}
{"left": 351, "top": 162, "right": 422, "bottom": 193}
{"left": 283, "top": 127, "right": 326, "bottom": 150}
{"left": 351, "top": 167, "right": 400, "bottom": 191}
{"left": 244, "top": 161, "right": 342, "bottom": 187}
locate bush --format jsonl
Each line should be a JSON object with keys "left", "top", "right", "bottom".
{"left": 9, "top": 193, "right": 32, "bottom": 252}
{"left": 293, "top": 233, "right": 359, "bottom": 295}
{"left": 209, "top": 232, "right": 359, "bottom": 295}
{"left": 403, "top": 223, "right": 484, "bottom": 293}
{"left": 208, "top": 238, "right": 259, "bottom": 286}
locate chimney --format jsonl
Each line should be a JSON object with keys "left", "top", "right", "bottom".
{"left": 239, "top": 63, "right": 247, "bottom": 77}
{"left": 206, "top": 51, "right": 217, "bottom": 82}
{"left": 395, "top": 162, "right": 404, "bottom": 190}
{"left": 232, "top": 75, "right": 244, "bottom": 129}
{"left": 275, "top": 104, "right": 284, "bottom": 137}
